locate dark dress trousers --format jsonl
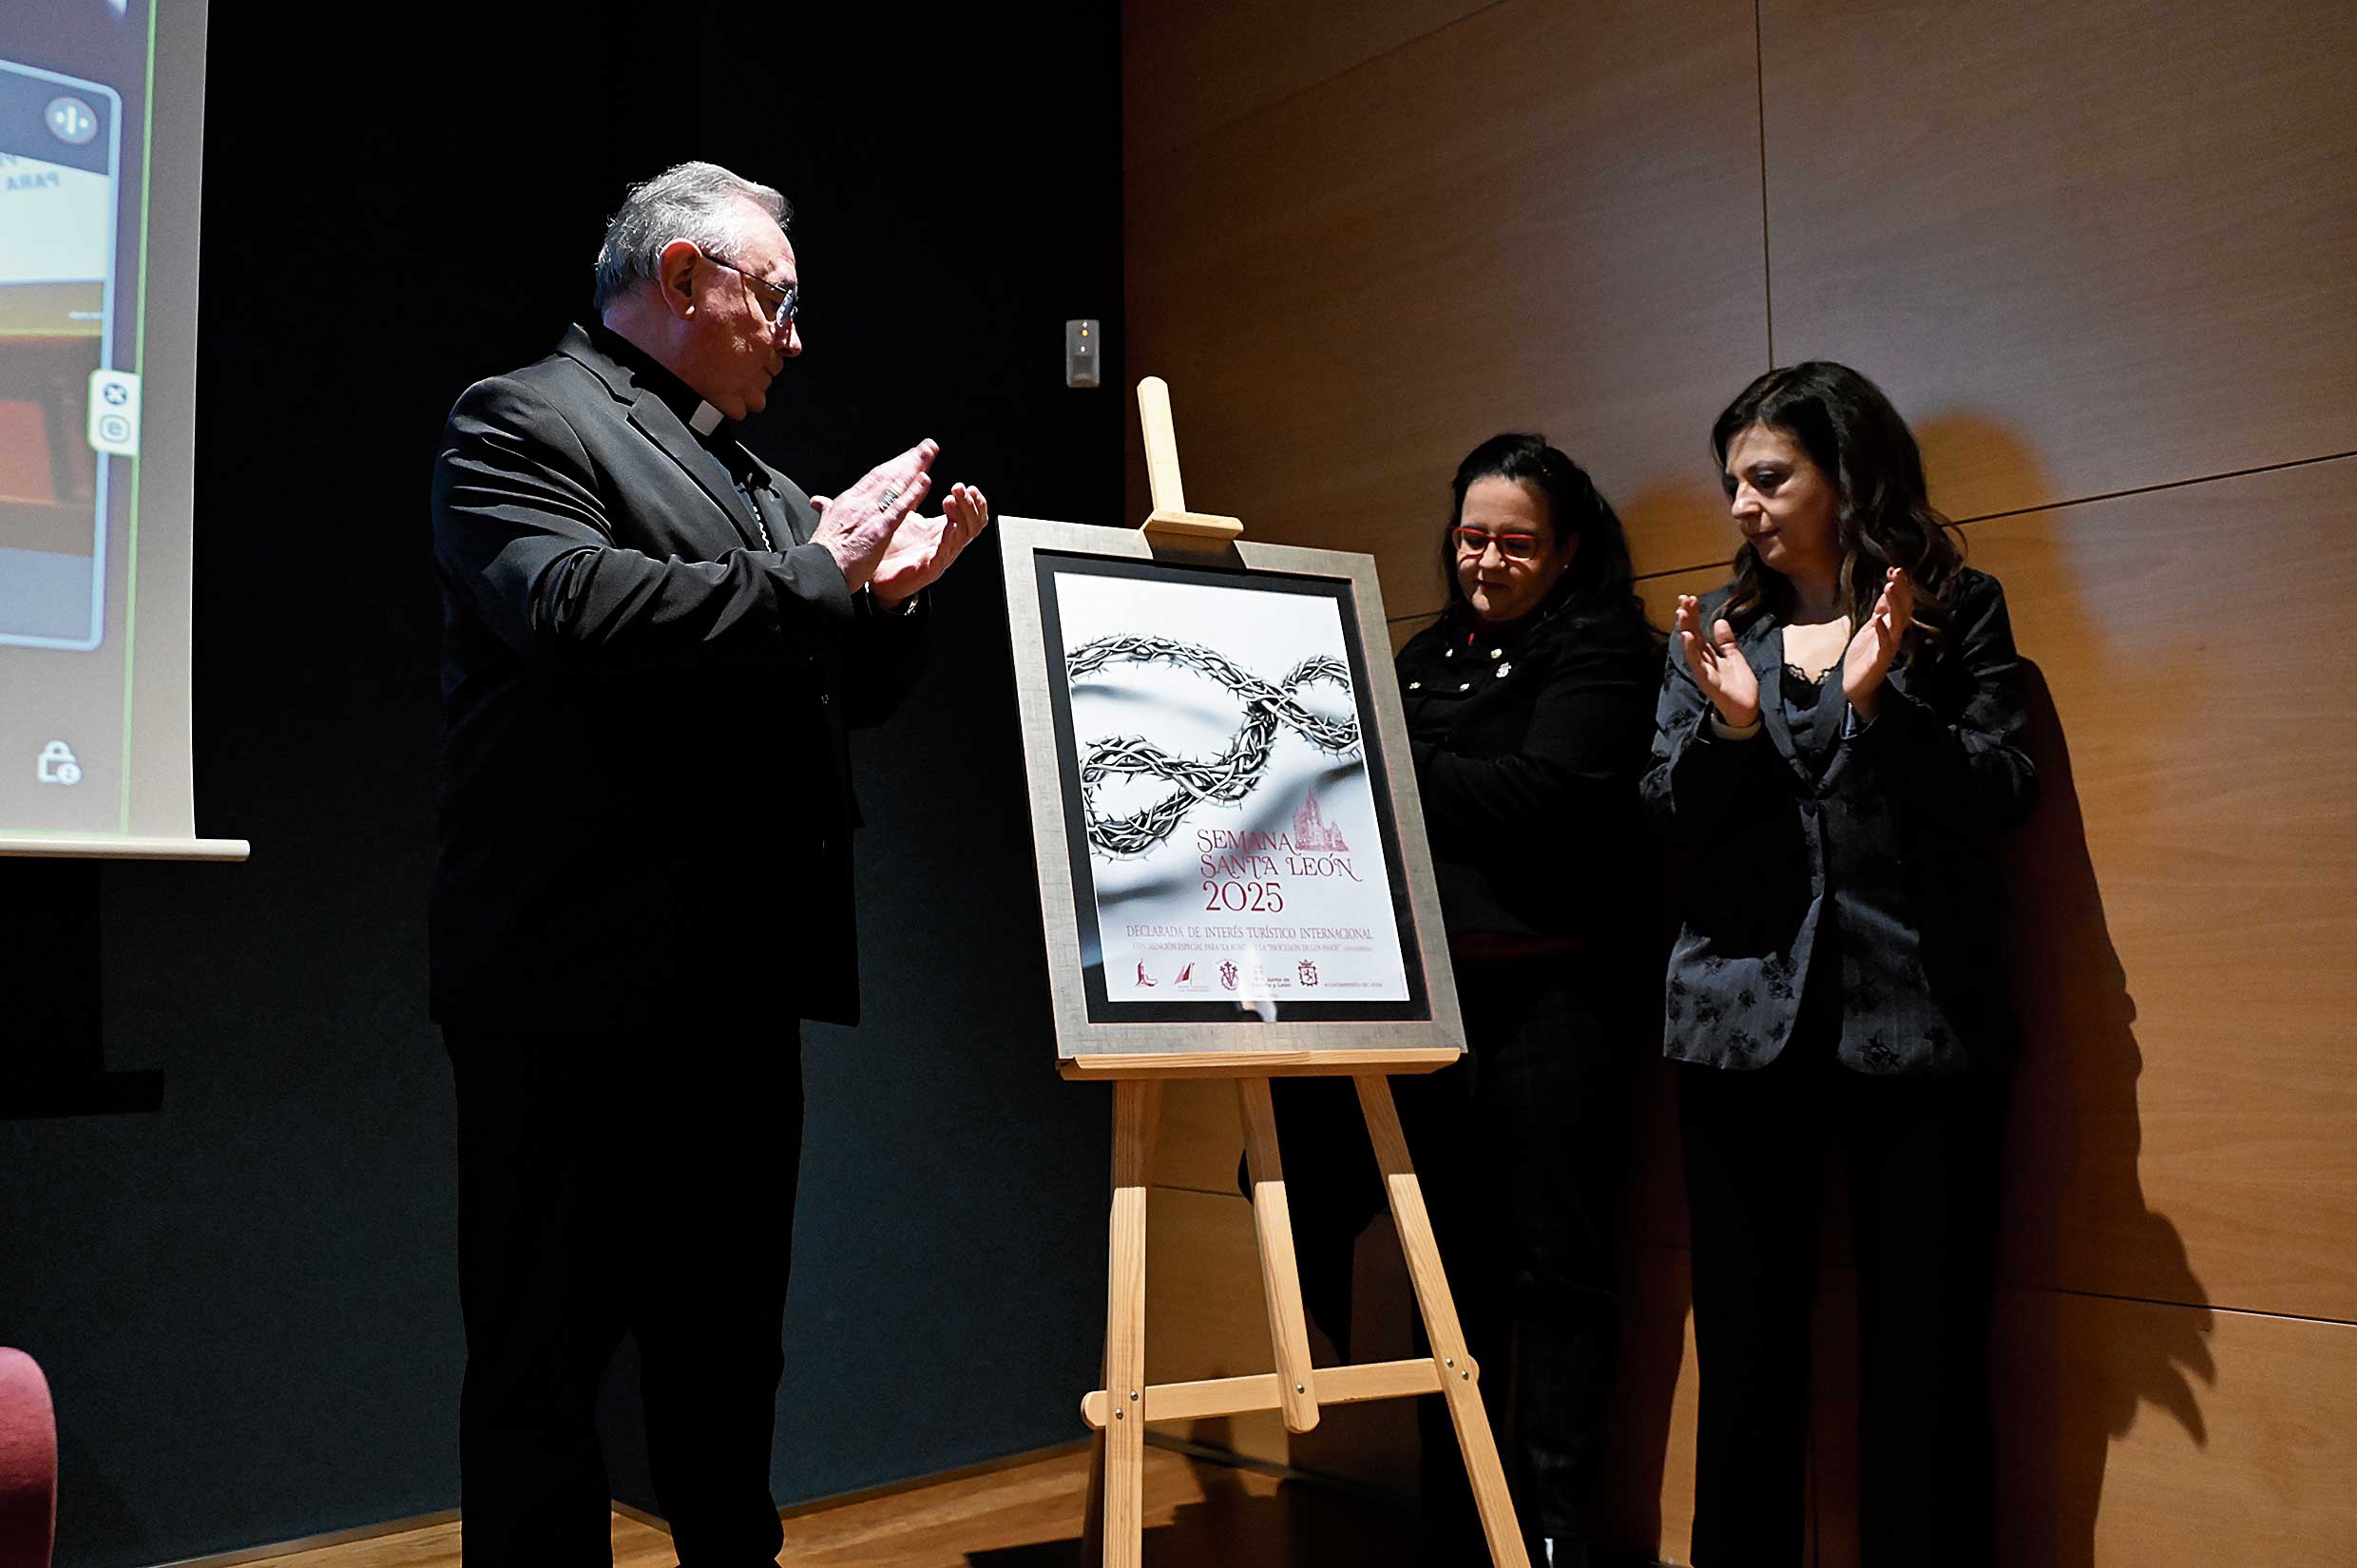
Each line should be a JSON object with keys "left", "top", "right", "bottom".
{"left": 1277, "top": 598, "right": 1660, "bottom": 1563}
{"left": 1641, "top": 568, "right": 2036, "bottom": 1568}
{"left": 430, "top": 323, "right": 923, "bottom": 1566}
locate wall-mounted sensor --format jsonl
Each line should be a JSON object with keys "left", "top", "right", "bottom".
{"left": 1065, "top": 319, "right": 1100, "bottom": 388}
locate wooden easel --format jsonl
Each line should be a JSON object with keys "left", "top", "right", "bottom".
{"left": 1074, "top": 381, "right": 1530, "bottom": 1568}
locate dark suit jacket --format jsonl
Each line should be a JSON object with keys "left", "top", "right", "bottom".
{"left": 428, "top": 324, "right": 923, "bottom": 1034}
{"left": 1397, "top": 599, "right": 1661, "bottom": 946}
{"left": 1640, "top": 568, "right": 2036, "bottom": 1074}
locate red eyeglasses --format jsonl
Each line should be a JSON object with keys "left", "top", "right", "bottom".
{"left": 1451, "top": 526, "right": 1543, "bottom": 561}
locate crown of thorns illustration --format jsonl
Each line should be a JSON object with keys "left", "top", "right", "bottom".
{"left": 1066, "top": 634, "right": 1362, "bottom": 857}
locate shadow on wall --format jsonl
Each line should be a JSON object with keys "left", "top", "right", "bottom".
{"left": 1993, "top": 659, "right": 2214, "bottom": 1564}
{"left": 1809, "top": 655, "right": 2218, "bottom": 1568}
{"left": 1928, "top": 411, "right": 2214, "bottom": 1565}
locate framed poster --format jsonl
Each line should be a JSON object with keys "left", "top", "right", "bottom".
{"left": 999, "top": 514, "right": 1464, "bottom": 1075}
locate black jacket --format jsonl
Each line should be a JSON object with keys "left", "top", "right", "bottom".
{"left": 428, "top": 325, "right": 923, "bottom": 1033}
{"left": 1641, "top": 567, "right": 2036, "bottom": 1073}
{"left": 1398, "top": 598, "right": 1660, "bottom": 945}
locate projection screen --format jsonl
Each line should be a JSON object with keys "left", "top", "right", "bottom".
{"left": 1, "top": 0, "right": 240, "bottom": 859}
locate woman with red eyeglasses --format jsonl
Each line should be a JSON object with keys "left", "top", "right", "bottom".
{"left": 1276, "top": 433, "right": 1660, "bottom": 1568}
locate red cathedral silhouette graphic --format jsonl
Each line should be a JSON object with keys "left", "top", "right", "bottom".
{"left": 1291, "top": 790, "right": 1350, "bottom": 852}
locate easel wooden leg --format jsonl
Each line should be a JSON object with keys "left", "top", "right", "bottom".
{"left": 1236, "top": 1077, "right": 1320, "bottom": 1432}
{"left": 1080, "top": 1425, "right": 1106, "bottom": 1562}
{"left": 1098, "top": 1079, "right": 1161, "bottom": 1568}
{"left": 1356, "top": 1074, "right": 1530, "bottom": 1568}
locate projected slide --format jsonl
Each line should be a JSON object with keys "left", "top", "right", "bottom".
{"left": 1, "top": 1, "right": 225, "bottom": 851}
{"left": 0, "top": 58, "right": 121, "bottom": 652}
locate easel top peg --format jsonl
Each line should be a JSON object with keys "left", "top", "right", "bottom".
{"left": 1136, "top": 376, "right": 1244, "bottom": 545}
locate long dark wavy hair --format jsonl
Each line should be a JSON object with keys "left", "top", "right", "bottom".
{"left": 1441, "top": 433, "right": 1651, "bottom": 635}
{"left": 1709, "top": 362, "right": 1965, "bottom": 657}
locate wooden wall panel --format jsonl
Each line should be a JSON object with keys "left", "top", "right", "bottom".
{"left": 1970, "top": 457, "right": 2357, "bottom": 1322}
{"left": 1636, "top": 564, "right": 1727, "bottom": 636}
{"left": 1992, "top": 1298, "right": 2357, "bottom": 1565}
{"left": 1761, "top": 0, "right": 2357, "bottom": 524}
{"left": 1808, "top": 1282, "right": 2357, "bottom": 1567}
{"left": 1124, "top": 3, "right": 2357, "bottom": 1552}
{"left": 1123, "top": 0, "right": 1496, "bottom": 171}
{"left": 1256, "top": 1250, "right": 2357, "bottom": 1566}
{"left": 1124, "top": 0, "right": 1768, "bottom": 618}
{"left": 1287, "top": 1213, "right": 1423, "bottom": 1500}
{"left": 1142, "top": 1187, "right": 1290, "bottom": 1463}
{"left": 1153, "top": 1077, "right": 1248, "bottom": 1195}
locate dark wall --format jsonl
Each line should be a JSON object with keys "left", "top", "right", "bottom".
{"left": 0, "top": 4, "right": 1123, "bottom": 1563}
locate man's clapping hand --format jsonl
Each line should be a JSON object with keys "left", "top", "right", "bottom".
{"left": 806, "top": 442, "right": 990, "bottom": 604}
{"left": 809, "top": 441, "right": 937, "bottom": 592}
{"left": 870, "top": 483, "right": 990, "bottom": 608}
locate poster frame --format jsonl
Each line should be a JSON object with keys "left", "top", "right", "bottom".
{"left": 997, "top": 513, "right": 1464, "bottom": 1077}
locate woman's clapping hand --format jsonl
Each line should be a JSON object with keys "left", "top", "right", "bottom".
{"left": 1675, "top": 594, "right": 1760, "bottom": 729}
{"left": 1841, "top": 566, "right": 1916, "bottom": 719}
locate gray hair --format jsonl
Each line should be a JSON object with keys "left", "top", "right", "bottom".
{"left": 592, "top": 162, "right": 791, "bottom": 312}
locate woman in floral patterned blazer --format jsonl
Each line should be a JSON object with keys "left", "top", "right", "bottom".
{"left": 1641, "top": 361, "right": 2038, "bottom": 1568}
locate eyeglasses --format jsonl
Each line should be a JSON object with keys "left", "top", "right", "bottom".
{"left": 700, "top": 251, "right": 799, "bottom": 332}
{"left": 1451, "top": 526, "right": 1543, "bottom": 561}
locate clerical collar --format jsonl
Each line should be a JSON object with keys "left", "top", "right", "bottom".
{"left": 584, "top": 320, "right": 733, "bottom": 443}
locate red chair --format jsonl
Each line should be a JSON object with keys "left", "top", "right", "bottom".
{"left": 0, "top": 1349, "right": 56, "bottom": 1568}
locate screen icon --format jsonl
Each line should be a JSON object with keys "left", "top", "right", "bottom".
{"left": 46, "top": 95, "right": 100, "bottom": 146}
{"left": 36, "top": 741, "right": 85, "bottom": 786}
{"left": 86, "top": 370, "right": 140, "bottom": 456}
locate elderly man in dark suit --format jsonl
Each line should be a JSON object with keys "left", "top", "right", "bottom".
{"left": 429, "top": 161, "right": 988, "bottom": 1567}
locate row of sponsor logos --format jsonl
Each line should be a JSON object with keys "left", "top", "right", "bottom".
{"left": 1132, "top": 957, "right": 1326, "bottom": 991}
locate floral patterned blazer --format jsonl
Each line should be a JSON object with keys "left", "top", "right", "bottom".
{"left": 1640, "top": 568, "right": 2038, "bottom": 1075}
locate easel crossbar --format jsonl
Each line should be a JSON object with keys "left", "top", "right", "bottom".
{"left": 1081, "top": 1073, "right": 1530, "bottom": 1568}
{"left": 1079, "top": 1355, "right": 1464, "bottom": 1428}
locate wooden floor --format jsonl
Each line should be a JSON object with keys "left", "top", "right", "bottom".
{"left": 252, "top": 1443, "right": 1422, "bottom": 1567}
